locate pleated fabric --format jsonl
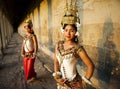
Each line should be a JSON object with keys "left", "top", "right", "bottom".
{"left": 23, "top": 57, "right": 36, "bottom": 80}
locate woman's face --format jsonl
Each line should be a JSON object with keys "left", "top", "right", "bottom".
{"left": 24, "top": 25, "right": 31, "bottom": 33}
{"left": 63, "top": 25, "right": 76, "bottom": 41}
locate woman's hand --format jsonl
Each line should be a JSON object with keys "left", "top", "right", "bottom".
{"left": 55, "top": 78, "right": 66, "bottom": 86}
{"left": 21, "top": 54, "right": 25, "bottom": 58}
{"left": 32, "top": 53, "right": 36, "bottom": 58}
{"left": 55, "top": 78, "right": 71, "bottom": 88}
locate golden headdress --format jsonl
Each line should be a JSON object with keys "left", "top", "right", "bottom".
{"left": 24, "top": 19, "right": 33, "bottom": 28}
{"left": 61, "top": 0, "right": 80, "bottom": 28}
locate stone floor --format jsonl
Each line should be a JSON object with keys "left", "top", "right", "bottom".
{"left": 0, "top": 33, "right": 56, "bottom": 89}
{"left": 1, "top": 33, "right": 113, "bottom": 89}
{"left": 0, "top": 33, "right": 99, "bottom": 89}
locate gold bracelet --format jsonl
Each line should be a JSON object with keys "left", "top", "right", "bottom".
{"left": 82, "top": 76, "right": 92, "bottom": 85}
{"left": 52, "top": 71, "right": 62, "bottom": 79}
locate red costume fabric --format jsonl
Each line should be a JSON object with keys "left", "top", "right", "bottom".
{"left": 23, "top": 57, "right": 36, "bottom": 80}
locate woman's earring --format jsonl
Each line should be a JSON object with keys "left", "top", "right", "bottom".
{"left": 75, "top": 37, "right": 78, "bottom": 42}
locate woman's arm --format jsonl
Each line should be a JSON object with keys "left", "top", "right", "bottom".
{"left": 33, "top": 35, "right": 38, "bottom": 54}
{"left": 54, "top": 45, "right": 60, "bottom": 72}
{"left": 53, "top": 44, "right": 67, "bottom": 86}
{"left": 78, "top": 47, "right": 95, "bottom": 80}
{"left": 21, "top": 40, "right": 25, "bottom": 57}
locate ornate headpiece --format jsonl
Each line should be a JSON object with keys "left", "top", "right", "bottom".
{"left": 61, "top": 0, "right": 80, "bottom": 28}
{"left": 24, "top": 19, "right": 33, "bottom": 28}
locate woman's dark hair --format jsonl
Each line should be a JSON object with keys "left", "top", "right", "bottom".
{"left": 63, "top": 24, "right": 77, "bottom": 31}
{"left": 27, "top": 25, "right": 34, "bottom": 34}
{"left": 63, "top": 24, "right": 79, "bottom": 44}
{"left": 28, "top": 25, "right": 32, "bottom": 29}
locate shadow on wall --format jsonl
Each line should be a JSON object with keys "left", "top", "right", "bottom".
{"left": 97, "top": 17, "right": 120, "bottom": 89}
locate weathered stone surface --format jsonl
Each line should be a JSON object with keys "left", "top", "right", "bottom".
{"left": 0, "top": 33, "right": 56, "bottom": 89}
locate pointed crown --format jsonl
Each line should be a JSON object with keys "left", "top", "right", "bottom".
{"left": 61, "top": 0, "right": 80, "bottom": 28}
{"left": 24, "top": 19, "right": 33, "bottom": 28}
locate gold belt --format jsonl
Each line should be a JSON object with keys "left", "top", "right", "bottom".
{"left": 25, "top": 52, "right": 33, "bottom": 57}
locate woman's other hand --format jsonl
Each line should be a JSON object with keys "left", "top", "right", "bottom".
{"left": 21, "top": 54, "right": 25, "bottom": 58}
{"left": 32, "top": 53, "right": 36, "bottom": 58}
{"left": 55, "top": 78, "right": 66, "bottom": 86}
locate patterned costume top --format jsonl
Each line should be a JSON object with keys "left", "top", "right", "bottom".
{"left": 23, "top": 34, "right": 34, "bottom": 53}
{"left": 56, "top": 40, "right": 83, "bottom": 81}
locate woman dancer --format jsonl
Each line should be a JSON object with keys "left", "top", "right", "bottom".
{"left": 53, "top": 1, "right": 94, "bottom": 89}
{"left": 21, "top": 19, "right": 38, "bottom": 83}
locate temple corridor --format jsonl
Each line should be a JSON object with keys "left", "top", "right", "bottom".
{"left": 0, "top": 0, "right": 120, "bottom": 89}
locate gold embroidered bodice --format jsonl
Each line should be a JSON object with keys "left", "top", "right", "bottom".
{"left": 23, "top": 34, "right": 34, "bottom": 52}
{"left": 56, "top": 41, "right": 83, "bottom": 80}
